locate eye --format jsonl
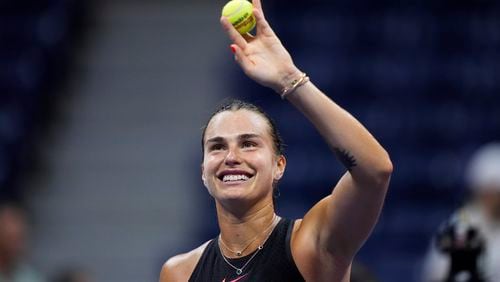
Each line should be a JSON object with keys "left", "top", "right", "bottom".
{"left": 242, "top": 141, "right": 257, "bottom": 148}
{"left": 209, "top": 143, "right": 225, "bottom": 151}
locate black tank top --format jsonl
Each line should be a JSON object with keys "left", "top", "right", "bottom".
{"left": 189, "top": 218, "right": 305, "bottom": 282}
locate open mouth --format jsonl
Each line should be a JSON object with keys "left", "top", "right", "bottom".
{"left": 217, "top": 170, "right": 254, "bottom": 183}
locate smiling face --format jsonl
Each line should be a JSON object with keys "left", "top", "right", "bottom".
{"left": 202, "top": 109, "right": 285, "bottom": 208}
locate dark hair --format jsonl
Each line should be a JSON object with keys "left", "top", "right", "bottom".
{"left": 201, "top": 99, "right": 285, "bottom": 207}
{"left": 0, "top": 201, "right": 26, "bottom": 220}
{"left": 201, "top": 99, "right": 284, "bottom": 156}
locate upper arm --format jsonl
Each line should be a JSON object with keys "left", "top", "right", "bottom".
{"left": 327, "top": 172, "right": 389, "bottom": 257}
{"left": 293, "top": 171, "right": 390, "bottom": 268}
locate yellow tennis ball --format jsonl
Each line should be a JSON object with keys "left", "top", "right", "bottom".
{"left": 222, "top": 0, "right": 256, "bottom": 34}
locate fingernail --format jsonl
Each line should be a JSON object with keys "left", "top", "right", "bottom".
{"left": 230, "top": 45, "right": 236, "bottom": 54}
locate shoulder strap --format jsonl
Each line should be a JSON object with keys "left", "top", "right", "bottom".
{"left": 285, "top": 219, "right": 296, "bottom": 263}
{"left": 188, "top": 238, "right": 216, "bottom": 281}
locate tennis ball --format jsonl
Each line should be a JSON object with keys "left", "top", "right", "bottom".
{"left": 222, "top": 0, "right": 256, "bottom": 34}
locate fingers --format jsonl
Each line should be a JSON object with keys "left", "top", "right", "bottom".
{"left": 230, "top": 44, "right": 253, "bottom": 72}
{"left": 252, "top": 0, "right": 263, "bottom": 13}
{"left": 220, "top": 16, "right": 248, "bottom": 49}
{"left": 252, "top": 0, "right": 274, "bottom": 36}
{"left": 253, "top": 8, "right": 275, "bottom": 37}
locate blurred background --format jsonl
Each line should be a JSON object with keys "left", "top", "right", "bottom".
{"left": 0, "top": 0, "right": 499, "bottom": 281}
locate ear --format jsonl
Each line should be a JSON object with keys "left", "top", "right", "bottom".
{"left": 201, "top": 163, "right": 207, "bottom": 186}
{"left": 274, "top": 155, "right": 286, "bottom": 181}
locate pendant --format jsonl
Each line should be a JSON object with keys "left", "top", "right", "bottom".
{"left": 236, "top": 269, "right": 243, "bottom": 275}
{"left": 236, "top": 251, "right": 242, "bottom": 256}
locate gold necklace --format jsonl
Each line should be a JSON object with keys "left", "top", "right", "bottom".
{"left": 218, "top": 215, "right": 279, "bottom": 275}
{"left": 219, "top": 214, "right": 277, "bottom": 257}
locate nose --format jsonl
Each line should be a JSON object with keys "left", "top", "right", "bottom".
{"left": 224, "top": 147, "right": 241, "bottom": 166}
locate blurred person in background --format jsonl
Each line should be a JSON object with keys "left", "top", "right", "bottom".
{"left": 422, "top": 143, "right": 500, "bottom": 281}
{"left": 160, "top": 0, "right": 392, "bottom": 281}
{"left": 0, "top": 202, "right": 45, "bottom": 282}
{"left": 52, "top": 267, "right": 91, "bottom": 282}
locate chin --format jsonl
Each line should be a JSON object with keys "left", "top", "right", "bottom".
{"left": 217, "top": 185, "right": 251, "bottom": 200}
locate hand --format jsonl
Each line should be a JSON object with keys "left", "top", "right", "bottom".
{"left": 220, "top": 0, "right": 301, "bottom": 93}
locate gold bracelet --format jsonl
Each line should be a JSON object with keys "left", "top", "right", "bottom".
{"left": 280, "top": 73, "right": 310, "bottom": 99}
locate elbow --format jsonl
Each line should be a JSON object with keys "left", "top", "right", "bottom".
{"left": 375, "top": 151, "right": 393, "bottom": 187}
{"left": 359, "top": 149, "right": 392, "bottom": 189}
{"left": 351, "top": 149, "right": 393, "bottom": 189}
{"left": 380, "top": 150, "right": 393, "bottom": 175}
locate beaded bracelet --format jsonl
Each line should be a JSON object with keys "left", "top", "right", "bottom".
{"left": 280, "top": 72, "right": 310, "bottom": 99}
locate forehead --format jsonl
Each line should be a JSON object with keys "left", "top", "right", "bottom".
{"left": 205, "top": 109, "right": 271, "bottom": 141}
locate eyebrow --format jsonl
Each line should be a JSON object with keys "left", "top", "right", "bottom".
{"left": 206, "top": 136, "right": 224, "bottom": 144}
{"left": 205, "top": 134, "right": 261, "bottom": 144}
{"left": 239, "top": 133, "right": 261, "bottom": 141}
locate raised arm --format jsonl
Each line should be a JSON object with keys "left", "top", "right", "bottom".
{"left": 221, "top": 0, "right": 392, "bottom": 278}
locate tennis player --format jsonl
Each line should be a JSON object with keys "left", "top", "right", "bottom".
{"left": 160, "top": 0, "right": 392, "bottom": 281}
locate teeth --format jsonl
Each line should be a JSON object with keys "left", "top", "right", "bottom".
{"left": 222, "top": 174, "right": 250, "bottom": 182}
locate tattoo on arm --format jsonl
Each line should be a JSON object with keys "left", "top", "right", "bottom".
{"left": 333, "top": 147, "right": 357, "bottom": 171}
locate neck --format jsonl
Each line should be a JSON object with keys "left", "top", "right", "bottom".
{"left": 216, "top": 200, "right": 278, "bottom": 257}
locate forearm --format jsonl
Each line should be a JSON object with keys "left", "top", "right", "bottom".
{"left": 285, "top": 77, "right": 392, "bottom": 186}
{"left": 220, "top": 1, "right": 391, "bottom": 186}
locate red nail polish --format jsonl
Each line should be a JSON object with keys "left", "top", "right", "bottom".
{"left": 230, "top": 45, "right": 236, "bottom": 54}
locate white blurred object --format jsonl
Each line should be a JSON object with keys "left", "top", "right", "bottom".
{"left": 422, "top": 204, "right": 500, "bottom": 282}
{"left": 466, "top": 143, "right": 500, "bottom": 191}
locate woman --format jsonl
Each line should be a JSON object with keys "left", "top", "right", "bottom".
{"left": 160, "top": 0, "right": 392, "bottom": 281}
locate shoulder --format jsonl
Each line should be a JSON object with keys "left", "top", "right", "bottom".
{"left": 159, "top": 240, "right": 211, "bottom": 282}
